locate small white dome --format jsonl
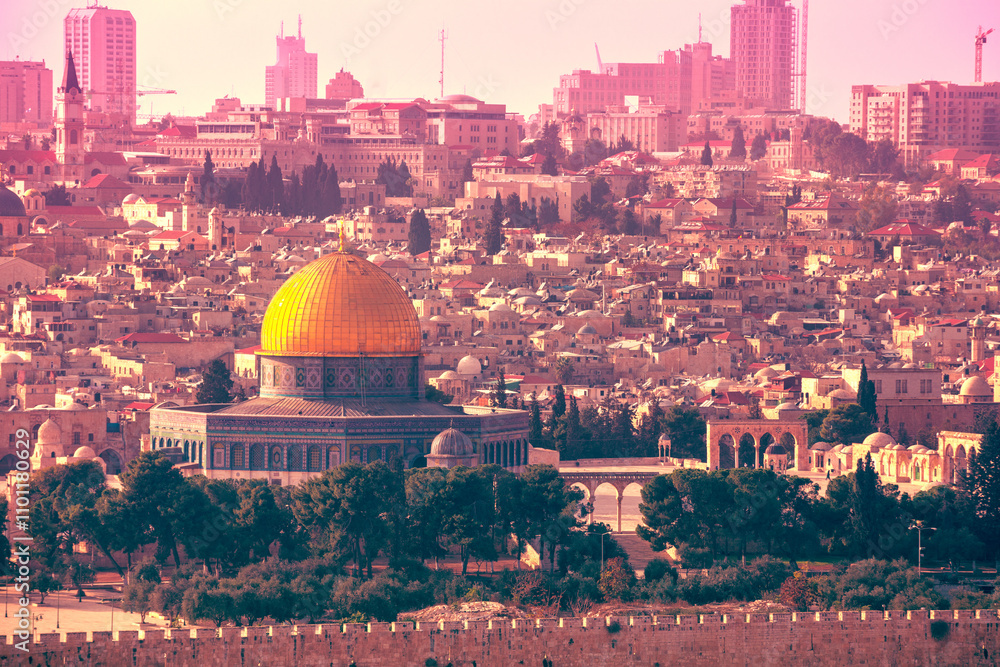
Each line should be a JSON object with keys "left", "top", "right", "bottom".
{"left": 72, "top": 446, "right": 97, "bottom": 459}
{"left": 960, "top": 375, "right": 991, "bottom": 397}
{"left": 863, "top": 432, "right": 896, "bottom": 448}
{"left": 38, "top": 418, "right": 62, "bottom": 445}
{"left": 456, "top": 355, "right": 482, "bottom": 376}
{"left": 0, "top": 352, "right": 24, "bottom": 363}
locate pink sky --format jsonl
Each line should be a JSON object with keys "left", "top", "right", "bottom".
{"left": 1, "top": 0, "right": 998, "bottom": 122}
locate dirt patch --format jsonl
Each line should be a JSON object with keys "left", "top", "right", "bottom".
{"left": 405, "top": 601, "right": 531, "bottom": 623}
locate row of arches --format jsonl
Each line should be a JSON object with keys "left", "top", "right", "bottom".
{"left": 0, "top": 449, "right": 123, "bottom": 475}
{"left": 716, "top": 432, "right": 797, "bottom": 469}
{"left": 484, "top": 440, "right": 528, "bottom": 468}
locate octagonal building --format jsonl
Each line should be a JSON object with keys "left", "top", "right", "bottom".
{"left": 149, "top": 247, "right": 528, "bottom": 484}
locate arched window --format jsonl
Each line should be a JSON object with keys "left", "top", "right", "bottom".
{"left": 287, "top": 445, "right": 302, "bottom": 471}
{"left": 230, "top": 443, "right": 245, "bottom": 469}
{"left": 307, "top": 446, "right": 322, "bottom": 471}
{"left": 70, "top": 129, "right": 78, "bottom": 145}
{"left": 250, "top": 443, "right": 265, "bottom": 470}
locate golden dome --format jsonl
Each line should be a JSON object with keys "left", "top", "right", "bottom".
{"left": 260, "top": 251, "right": 421, "bottom": 358}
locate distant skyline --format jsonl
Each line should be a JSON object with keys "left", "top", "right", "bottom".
{"left": 1, "top": 0, "right": 997, "bottom": 123}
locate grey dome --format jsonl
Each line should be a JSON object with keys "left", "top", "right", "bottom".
{"left": 0, "top": 186, "right": 27, "bottom": 217}
{"left": 430, "top": 428, "right": 474, "bottom": 457}
{"left": 765, "top": 443, "right": 786, "bottom": 455}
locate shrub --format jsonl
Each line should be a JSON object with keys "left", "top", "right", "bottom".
{"left": 607, "top": 619, "right": 621, "bottom": 633}
{"left": 930, "top": 620, "right": 950, "bottom": 641}
{"left": 643, "top": 559, "right": 677, "bottom": 584}
{"left": 599, "top": 557, "right": 637, "bottom": 602}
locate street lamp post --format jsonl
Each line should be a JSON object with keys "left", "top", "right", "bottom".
{"left": 600, "top": 532, "right": 610, "bottom": 572}
{"left": 911, "top": 521, "right": 936, "bottom": 573}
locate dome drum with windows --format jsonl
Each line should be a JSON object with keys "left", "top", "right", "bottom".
{"left": 258, "top": 249, "right": 424, "bottom": 400}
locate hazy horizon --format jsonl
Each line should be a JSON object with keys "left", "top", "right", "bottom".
{"left": 2, "top": 0, "right": 997, "bottom": 124}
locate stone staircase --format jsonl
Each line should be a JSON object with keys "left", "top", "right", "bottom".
{"left": 611, "top": 532, "right": 672, "bottom": 575}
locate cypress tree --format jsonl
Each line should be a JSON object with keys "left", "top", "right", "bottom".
{"left": 485, "top": 192, "right": 505, "bottom": 255}
{"left": 700, "top": 140, "right": 713, "bottom": 167}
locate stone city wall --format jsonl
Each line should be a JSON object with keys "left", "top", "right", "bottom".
{"left": 2, "top": 609, "right": 999, "bottom": 666}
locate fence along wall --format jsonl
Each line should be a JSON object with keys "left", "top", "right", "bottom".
{"left": 2, "top": 609, "right": 999, "bottom": 666}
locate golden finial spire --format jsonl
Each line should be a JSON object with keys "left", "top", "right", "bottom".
{"left": 338, "top": 220, "right": 346, "bottom": 252}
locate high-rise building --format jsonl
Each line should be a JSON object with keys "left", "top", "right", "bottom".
{"left": 64, "top": 6, "right": 137, "bottom": 124}
{"left": 265, "top": 18, "right": 318, "bottom": 109}
{"left": 0, "top": 60, "right": 53, "bottom": 125}
{"left": 730, "top": 0, "right": 797, "bottom": 110}
{"left": 325, "top": 70, "right": 364, "bottom": 101}
{"left": 551, "top": 42, "right": 734, "bottom": 119}
{"left": 850, "top": 81, "right": 1000, "bottom": 167}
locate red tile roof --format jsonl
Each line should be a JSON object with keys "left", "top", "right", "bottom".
{"left": 868, "top": 221, "right": 940, "bottom": 237}
{"left": 82, "top": 173, "right": 131, "bottom": 189}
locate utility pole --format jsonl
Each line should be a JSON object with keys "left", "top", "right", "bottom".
{"left": 438, "top": 29, "right": 448, "bottom": 99}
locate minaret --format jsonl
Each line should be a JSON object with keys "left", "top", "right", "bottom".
{"left": 181, "top": 172, "right": 197, "bottom": 232}
{"left": 971, "top": 316, "right": 986, "bottom": 364}
{"left": 208, "top": 207, "right": 222, "bottom": 249}
{"left": 55, "top": 51, "right": 86, "bottom": 183}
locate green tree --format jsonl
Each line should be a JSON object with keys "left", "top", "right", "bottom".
{"left": 750, "top": 134, "right": 768, "bottom": 161}
{"left": 856, "top": 360, "right": 878, "bottom": 424}
{"left": 541, "top": 153, "right": 559, "bottom": 176}
{"left": 954, "top": 183, "right": 974, "bottom": 226}
{"left": 619, "top": 208, "right": 639, "bottom": 235}
{"left": 408, "top": 208, "right": 431, "bottom": 256}
{"left": 730, "top": 125, "right": 747, "bottom": 160}
{"left": 637, "top": 469, "right": 731, "bottom": 558}
{"left": 47, "top": 264, "right": 65, "bottom": 283}
{"left": 196, "top": 359, "right": 233, "bottom": 404}
{"left": 729, "top": 198, "right": 738, "bottom": 228}
{"left": 801, "top": 410, "right": 829, "bottom": 445}
{"left": 598, "top": 557, "right": 636, "bottom": 601}
{"left": 538, "top": 196, "right": 560, "bottom": 225}
{"left": 201, "top": 150, "right": 216, "bottom": 205}
{"left": 855, "top": 183, "right": 898, "bottom": 234}
{"left": 424, "top": 383, "right": 453, "bottom": 404}
{"left": 747, "top": 394, "right": 762, "bottom": 420}
{"left": 441, "top": 466, "right": 501, "bottom": 574}
{"left": 966, "top": 419, "right": 1000, "bottom": 562}
{"left": 572, "top": 194, "right": 593, "bottom": 223}
{"left": 292, "top": 461, "right": 399, "bottom": 578}
{"left": 659, "top": 407, "right": 707, "bottom": 460}
{"left": 819, "top": 403, "right": 876, "bottom": 446}
{"left": 403, "top": 467, "right": 450, "bottom": 567}
{"left": 528, "top": 392, "right": 544, "bottom": 446}
{"left": 485, "top": 192, "right": 505, "bottom": 255}
{"left": 29, "top": 461, "right": 127, "bottom": 580}
{"left": 43, "top": 184, "right": 71, "bottom": 206}
{"left": 700, "top": 140, "right": 713, "bottom": 167}
{"left": 121, "top": 562, "right": 159, "bottom": 622}
{"left": 555, "top": 357, "right": 575, "bottom": 385}
{"left": 119, "top": 452, "right": 200, "bottom": 567}
{"left": 491, "top": 369, "right": 508, "bottom": 408}
{"left": 520, "top": 465, "right": 583, "bottom": 572}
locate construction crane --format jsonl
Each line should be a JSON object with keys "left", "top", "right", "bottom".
{"left": 136, "top": 86, "right": 177, "bottom": 96}
{"left": 976, "top": 26, "right": 994, "bottom": 83}
{"left": 595, "top": 43, "right": 604, "bottom": 74}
